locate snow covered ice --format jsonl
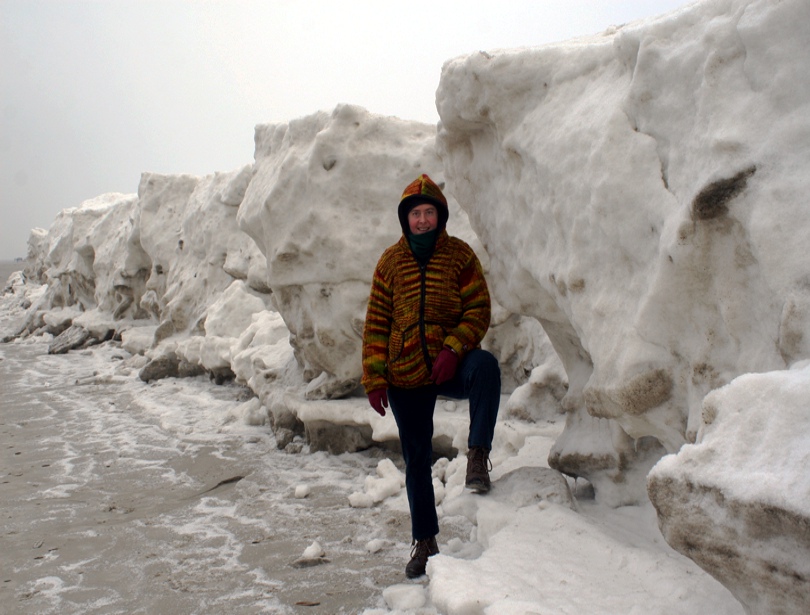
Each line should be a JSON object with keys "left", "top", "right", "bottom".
{"left": 436, "top": 0, "right": 810, "bottom": 503}
{"left": 648, "top": 361, "right": 810, "bottom": 614}
{"left": 2, "top": 0, "right": 809, "bottom": 613}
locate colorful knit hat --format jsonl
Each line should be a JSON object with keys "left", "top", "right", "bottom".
{"left": 398, "top": 174, "right": 449, "bottom": 235}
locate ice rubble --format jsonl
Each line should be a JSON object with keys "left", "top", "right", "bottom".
{"left": 648, "top": 361, "right": 810, "bottom": 614}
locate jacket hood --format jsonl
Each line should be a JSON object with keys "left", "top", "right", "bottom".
{"left": 398, "top": 174, "right": 449, "bottom": 236}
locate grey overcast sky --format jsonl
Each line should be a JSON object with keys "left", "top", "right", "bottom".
{"left": 0, "top": 0, "right": 690, "bottom": 260}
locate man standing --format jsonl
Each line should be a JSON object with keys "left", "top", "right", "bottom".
{"left": 362, "top": 174, "right": 501, "bottom": 578}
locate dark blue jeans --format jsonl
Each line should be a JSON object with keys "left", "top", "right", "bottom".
{"left": 388, "top": 349, "right": 501, "bottom": 540}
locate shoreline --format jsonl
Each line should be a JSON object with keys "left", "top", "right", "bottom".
{"left": 1, "top": 260, "right": 25, "bottom": 284}
{"left": 0, "top": 340, "right": 412, "bottom": 613}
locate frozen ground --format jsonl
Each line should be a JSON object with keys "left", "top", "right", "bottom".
{"left": 0, "top": 338, "right": 437, "bottom": 614}
{"left": 0, "top": 332, "right": 743, "bottom": 615}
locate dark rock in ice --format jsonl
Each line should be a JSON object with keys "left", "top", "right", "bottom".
{"left": 138, "top": 352, "right": 180, "bottom": 382}
{"left": 209, "top": 366, "right": 235, "bottom": 384}
{"left": 48, "top": 325, "right": 91, "bottom": 355}
{"left": 305, "top": 420, "right": 374, "bottom": 454}
{"left": 177, "top": 359, "right": 206, "bottom": 379}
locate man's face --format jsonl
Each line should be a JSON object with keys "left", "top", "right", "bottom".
{"left": 408, "top": 203, "right": 438, "bottom": 235}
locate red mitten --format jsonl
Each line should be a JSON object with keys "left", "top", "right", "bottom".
{"left": 368, "top": 389, "right": 389, "bottom": 416}
{"left": 430, "top": 348, "right": 459, "bottom": 385}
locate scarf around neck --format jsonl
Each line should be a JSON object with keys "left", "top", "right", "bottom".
{"left": 408, "top": 229, "right": 438, "bottom": 263}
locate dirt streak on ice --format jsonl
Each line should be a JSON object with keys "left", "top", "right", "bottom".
{"left": 1, "top": 340, "right": 447, "bottom": 614}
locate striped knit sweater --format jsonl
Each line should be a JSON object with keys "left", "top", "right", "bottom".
{"left": 362, "top": 229, "right": 491, "bottom": 392}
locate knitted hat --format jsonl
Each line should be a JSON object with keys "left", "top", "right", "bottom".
{"left": 398, "top": 174, "right": 449, "bottom": 235}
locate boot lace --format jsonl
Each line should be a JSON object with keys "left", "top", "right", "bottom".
{"left": 468, "top": 448, "right": 492, "bottom": 475}
{"left": 410, "top": 538, "right": 434, "bottom": 561}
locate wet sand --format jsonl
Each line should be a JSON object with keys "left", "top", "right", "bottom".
{"left": 0, "top": 339, "right": 448, "bottom": 614}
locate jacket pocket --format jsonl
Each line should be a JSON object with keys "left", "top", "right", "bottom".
{"left": 389, "top": 323, "right": 421, "bottom": 366}
{"left": 388, "top": 326, "right": 405, "bottom": 363}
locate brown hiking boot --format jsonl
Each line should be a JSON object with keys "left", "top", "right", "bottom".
{"left": 405, "top": 536, "right": 439, "bottom": 579}
{"left": 465, "top": 446, "right": 492, "bottom": 493}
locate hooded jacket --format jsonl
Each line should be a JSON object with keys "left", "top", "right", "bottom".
{"left": 361, "top": 175, "right": 491, "bottom": 392}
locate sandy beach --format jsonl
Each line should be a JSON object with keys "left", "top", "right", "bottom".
{"left": 0, "top": 334, "right": 447, "bottom": 614}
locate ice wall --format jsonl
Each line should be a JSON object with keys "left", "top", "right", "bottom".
{"left": 436, "top": 0, "right": 810, "bottom": 504}
{"left": 16, "top": 193, "right": 143, "bottom": 337}
{"left": 10, "top": 104, "right": 557, "bottom": 453}
{"left": 12, "top": 167, "right": 270, "bottom": 356}
{"left": 236, "top": 104, "right": 554, "bottom": 401}
{"left": 135, "top": 169, "right": 269, "bottom": 344}
{"left": 237, "top": 105, "right": 446, "bottom": 399}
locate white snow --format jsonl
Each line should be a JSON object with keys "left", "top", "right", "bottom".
{"left": 301, "top": 541, "right": 325, "bottom": 560}
{"left": 2, "top": 0, "right": 808, "bottom": 613}
{"left": 350, "top": 458, "right": 405, "bottom": 507}
{"left": 651, "top": 361, "right": 810, "bottom": 515}
{"left": 366, "top": 539, "right": 386, "bottom": 554}
{"left": 383, "top": 584, "right": 428, "bottom": 611}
